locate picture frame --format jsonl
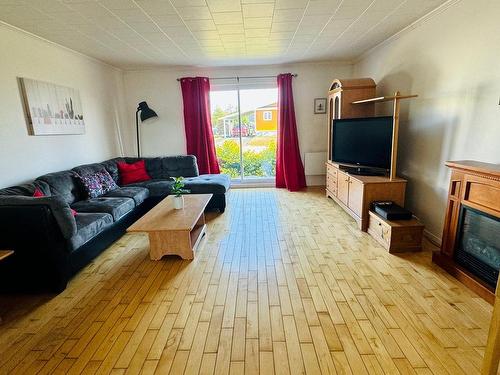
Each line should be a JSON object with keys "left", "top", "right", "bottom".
{"left": 19, "top": 77, "right": 85, "bottom": 135}
{"left": 314, "top": 98, "right": 327, "bottom": 114}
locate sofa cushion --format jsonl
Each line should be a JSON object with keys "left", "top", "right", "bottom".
{"left": 100, "top": 158, "right": 123, "bottom": 183}
{"left": 72, "top": 163, "right": 106, "bottom": 177}
{"left": 102, "top": 186, "right": 149, "bottom": 205}
{"left": 36, "top": 170, "right": 82, "bottom": 204}
{"left": 183, "top": 174, "right": 231, "bottom": 195}
{"left": 69, "top": 212, "right": 113, "bottom": 251}
{"left": 71, "top": 197, "right": 135, "bottom": 221}
{"left": 127, "top": 180, "right": 173, "bottom": 197}
{"left": 143, "top": 156, "right": 200, "bottom": 179}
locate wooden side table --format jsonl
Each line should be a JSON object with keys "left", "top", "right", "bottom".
{"left": 367, "top": 211, "right": 424, "bottom": 253}
{"left": 0, "top": 250, "right": 14, "bottom": 324}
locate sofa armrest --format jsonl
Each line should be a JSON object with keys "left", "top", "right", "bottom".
{"left": 0, "top": 198, "right": 75, "bottom": 292}
{"left": 0, "top": 195, "right": 77, "bottom": 239}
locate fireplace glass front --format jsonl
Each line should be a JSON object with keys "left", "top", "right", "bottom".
{"left": 454, "top": 206, "right": 500, "bottom": 288}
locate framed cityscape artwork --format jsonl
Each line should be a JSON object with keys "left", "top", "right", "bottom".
{"left": 19, "top": 77, "right": 85, "bottom": 135}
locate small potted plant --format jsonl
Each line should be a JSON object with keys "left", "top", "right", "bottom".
{"left": 171, "top": 177, "right": 190, "bottom": 209}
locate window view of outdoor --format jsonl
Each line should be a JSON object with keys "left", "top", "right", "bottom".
{"left": 210, "top": 88, "right": 278, "bottom": 181}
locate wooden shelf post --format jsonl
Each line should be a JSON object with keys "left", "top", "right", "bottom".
{"left": 390, "top": 91, "right": 401, "bottom": 180}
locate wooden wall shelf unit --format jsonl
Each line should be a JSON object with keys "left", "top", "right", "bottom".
{"left": 351, "top": 91, "right": 418, "bottom": 180}
{"left": 326, "top": 162, "right": 407, "bottom": 231}
{"left": 325, "top": 78, "right": 417, "bottom": 233}
{"left": 433, "top": 160, "right": 500, "bottom": 304}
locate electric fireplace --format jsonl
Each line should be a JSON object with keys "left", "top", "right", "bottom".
{"left": 454, "top": 206, "right": 500, "bottom": 288}
{"left": 433, "top": 160, "right": 500, "bottom": 303}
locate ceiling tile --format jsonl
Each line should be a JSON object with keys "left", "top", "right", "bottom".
{"left": 242, "top": 3, "right": 275, "bottom": 18}
{"left": 206, "top": 0, "right": 242, "bottom": 12}
{"left": 244, "top": 17, "right": 273, "bottom": 29}
{"left": 176, "top": 6, "right": 212, "bottom": 20}
{"left": 245, "top": 28, "right": 270, "bottom": 37}
{"left": 185, "top": 19, "right": 217, "bottom": 31}
{"left": 171, "top": 0, "right": 207, "bottom": 7}
{"left": 212, "top": 12, "right": 244, "bottom": 25}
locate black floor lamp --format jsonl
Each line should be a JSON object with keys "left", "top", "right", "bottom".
{"left": 136, "top": 101, "right": 158, "bottom": 158}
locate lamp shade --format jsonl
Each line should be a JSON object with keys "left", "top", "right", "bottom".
{"left": 137, "top": 101, "right": 158, "bottom": 122}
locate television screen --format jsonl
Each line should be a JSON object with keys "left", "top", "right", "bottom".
{"left": 331, "top": 116, "right": 393, "bottom": 170}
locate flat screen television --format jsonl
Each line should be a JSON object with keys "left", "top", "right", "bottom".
{"left": 331, "top": 116, "right": 393, "bottom": 170}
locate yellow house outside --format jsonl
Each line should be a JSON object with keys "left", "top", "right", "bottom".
{"left": 255, "top": 103, "right": 277, "bottom": 132}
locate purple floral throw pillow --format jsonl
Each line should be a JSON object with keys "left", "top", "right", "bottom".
{"left": 96, "top": 170, "right": 118, "bottom": 193}
{"left": 78, "top": 170, "right": 118, "bottom": 199}
{"left": 78, "top": 173, "right": 105, "bottom": 199}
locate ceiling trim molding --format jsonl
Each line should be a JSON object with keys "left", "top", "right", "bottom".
{"left": 353, "top": 0, "right": 462, "bottom": 65}
{"left": 0, "top": 20, "right": 123, "bottom": 72}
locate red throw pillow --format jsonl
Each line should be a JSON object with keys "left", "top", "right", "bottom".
{"left": 33, "top": 188, "right": 77, "bottom": 216}
{"left": 117, "top": 160, "right": 151, "bottom": 185}
{"left": 33, "top": 188, "right": 45, "bottom": 197}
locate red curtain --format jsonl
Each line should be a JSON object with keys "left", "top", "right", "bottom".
{"left": 276, "top": 73, "right": 306, "bottom": 191}
{"left": 180, "top": 77, "right": 220, "bottom": 175}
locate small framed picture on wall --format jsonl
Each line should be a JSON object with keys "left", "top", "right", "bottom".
{"left": 314, "top": 98, "right": 327, "bottom": 114}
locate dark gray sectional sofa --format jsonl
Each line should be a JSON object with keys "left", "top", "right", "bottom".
{"left": 0, "top": 156, "right": 230, "bottom": 292}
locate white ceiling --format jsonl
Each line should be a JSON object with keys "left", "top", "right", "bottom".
{"left": 0, "top": 0, "right": 448, "bottom": 69}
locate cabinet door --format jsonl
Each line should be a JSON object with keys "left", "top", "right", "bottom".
{"left": 337, "top": 171, "right": 349, "bottom": 206}
{"left": 348, "top": 178, "right": 363, "bottom": 216}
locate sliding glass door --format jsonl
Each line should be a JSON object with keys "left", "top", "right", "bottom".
{"left": 210, "top": 86, "right": 278, "bottom": 182}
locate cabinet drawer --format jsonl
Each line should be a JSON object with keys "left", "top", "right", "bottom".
{"left": 327, "top": 163, "right": 338, "bottom": 177}
{"left": 326, "top": 187, "right": 337, "bottom": 197}
{"left": 326, "top": 172, "right": 337, "bottom": 188}
{"left": 368, "top": 213, "right": 391, "bottom": 247}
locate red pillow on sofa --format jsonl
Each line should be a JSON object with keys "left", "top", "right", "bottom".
{"left": 33, "top": 187, "right": 45, "bottom": 197}
{"left": 117, "top": 160, "right": 151, "bottom": 185}
{"left": 33, "top": 188, "right": 77, "bottom": 216}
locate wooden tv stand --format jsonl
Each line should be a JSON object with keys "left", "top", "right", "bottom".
{"left": 326, "top": 161, "right": 407, "bottom": 231}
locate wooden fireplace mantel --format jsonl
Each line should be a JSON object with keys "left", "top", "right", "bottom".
{"left": 433, "top": 160, "right": 500, "bottom": 304}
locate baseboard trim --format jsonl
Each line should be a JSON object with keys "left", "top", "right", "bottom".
{"left": 423, "top": 229, "right": 442, "bottom": 248}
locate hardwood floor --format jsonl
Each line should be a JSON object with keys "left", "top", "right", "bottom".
{"left": 0, "top": 188, "right": 495, "bottom": 374}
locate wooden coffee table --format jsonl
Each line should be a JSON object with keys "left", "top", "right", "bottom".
{"left": 127, "top": 194, "right": 212, "bottom": 260}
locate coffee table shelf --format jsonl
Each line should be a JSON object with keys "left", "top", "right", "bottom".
{"left": 127, "top": 194, "right": 212, "bottom": 260}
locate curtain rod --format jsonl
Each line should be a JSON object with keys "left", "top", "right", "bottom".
{"left": 176, "top": 74, "right": 297, "bottom": 81}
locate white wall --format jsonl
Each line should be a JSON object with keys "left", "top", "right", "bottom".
{"left": 0, "top": 23, "right": 126, "bottom": 187}
{"left": 122, "top": 62, "right": 352, "bottom": 185}
{"left": 354, "top": 0, "right": 500, "bottom": 241}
